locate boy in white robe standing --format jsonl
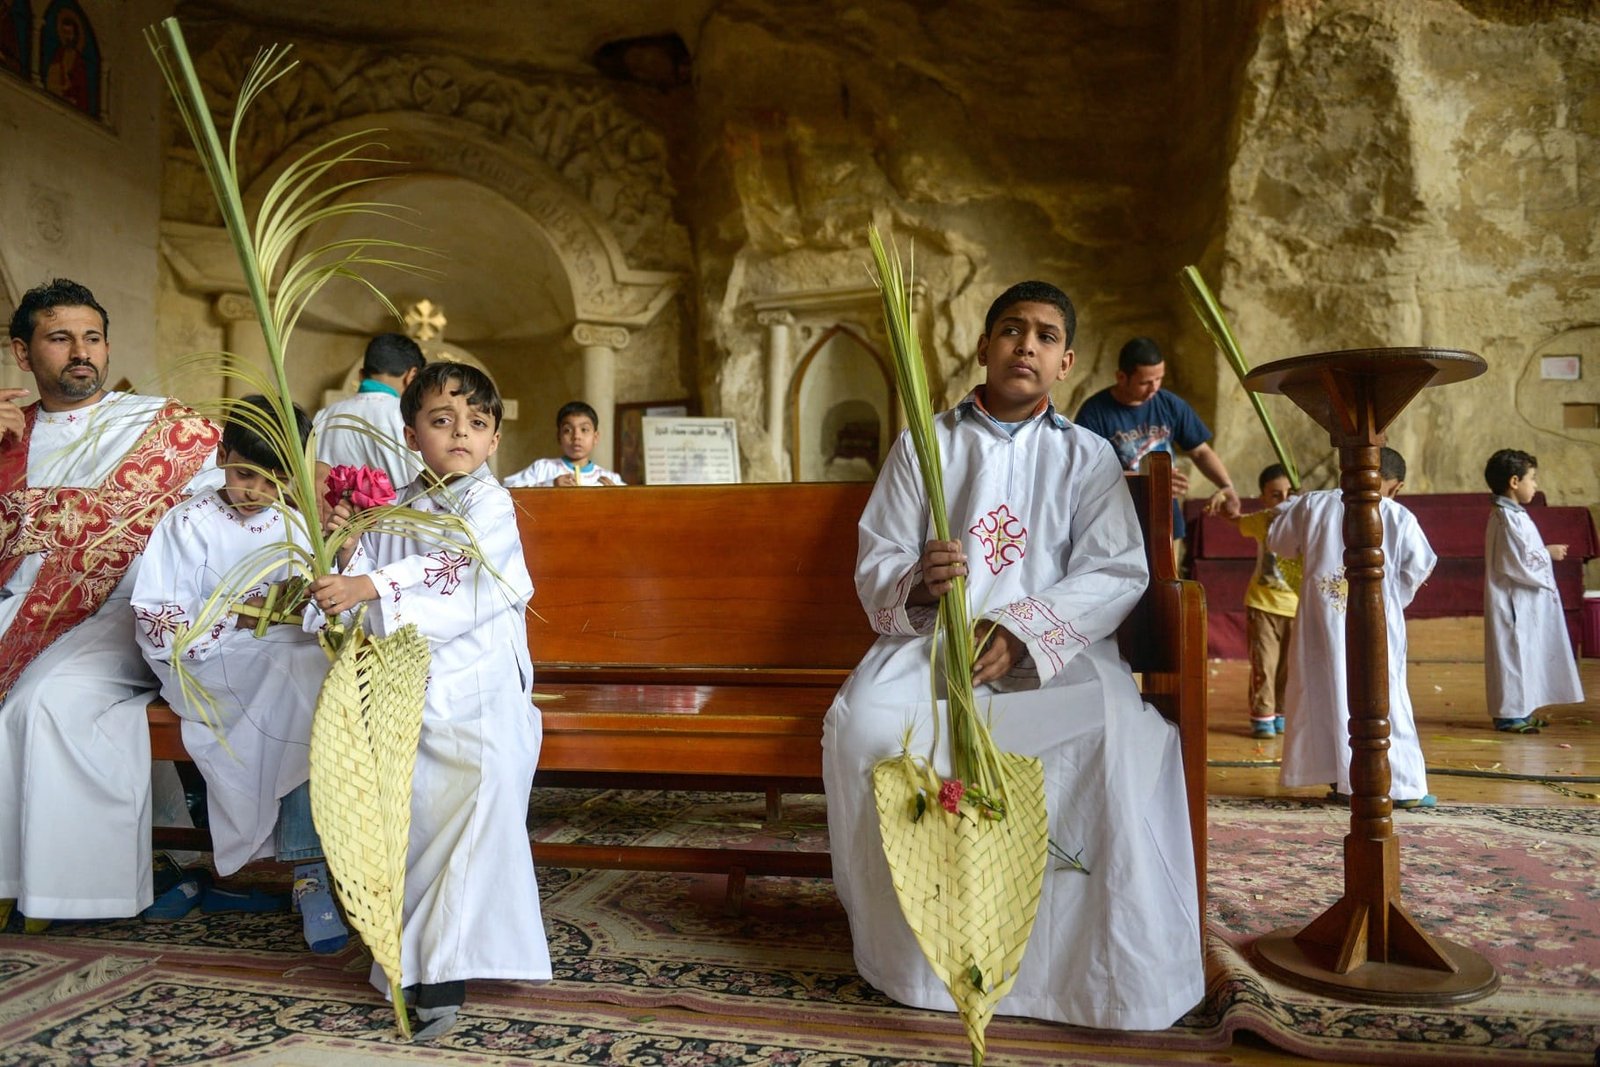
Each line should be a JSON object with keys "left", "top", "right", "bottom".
{"left": 823, "top": 281, "right": 1204, "bottom": 1031}
{"left": 132, "top": 396, "right": 348, "bottom": 947}
{"left": 502, "top": 400, "right": 623, "bottom": 487}
{"left": 1482, "top": 448, "right": 1583, "bottom": 732}
{"left": 1268, "top": 447, "right": 1438, "bottom": 807}
{"left": 309, "top": 361, "right": 548, "bottom": 1038}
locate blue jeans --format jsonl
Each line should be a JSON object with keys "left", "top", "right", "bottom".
{"left": 274, "top": 782, "right": 325, "bottom": 862}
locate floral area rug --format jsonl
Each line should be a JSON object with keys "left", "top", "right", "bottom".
{"left": 0, "top": 792, "right": 1594, "bottom": 1065}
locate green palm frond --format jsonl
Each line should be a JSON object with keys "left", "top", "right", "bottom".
{"left": 867, "top": 227, "right": 1005, "bottom": 807}
{"left": 145, "top": 20, "right": 435, "bottom": 574}
{"left": 1178, "top": 266, "right": 1300, "bottom": 490}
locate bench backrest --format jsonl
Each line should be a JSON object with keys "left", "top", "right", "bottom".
{"left": 514, "top": 482, "right": 876, "bottom": 673}
{"left": 512, "top": 452, "right": 1191, "bottom": 685}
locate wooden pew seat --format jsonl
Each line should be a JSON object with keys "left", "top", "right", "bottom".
{"left": 149, "top": 455, "right": 1207, "bottom": 918}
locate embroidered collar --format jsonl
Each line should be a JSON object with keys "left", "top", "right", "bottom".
{"left": 358, "top": 379, "right": 401, "bottom": 398}
{"left": 210, "top": 488, "right": 284, "bottom": 529}
{"left": 34, "top": 391, "right": 123, "bottom": 426}
{"left": 954, "top": 387, "right": 1068, "bottom": 429}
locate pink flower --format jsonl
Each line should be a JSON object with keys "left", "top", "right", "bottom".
{"left": 324, "top": 465, "right": 396, "bottom": 511}
{"left": 938, "top": 778, "right": 965, "bottom": 814}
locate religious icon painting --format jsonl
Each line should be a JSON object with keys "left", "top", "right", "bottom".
{"left": 0, "top": 0, "right": 29, "bottom": 81}
{"left": 39, "top": 0, "right": 99, "bottom": 119}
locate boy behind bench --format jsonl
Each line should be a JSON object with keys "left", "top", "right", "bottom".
{"left": 309, "top": 362, "right": 548, "bottom": 1036}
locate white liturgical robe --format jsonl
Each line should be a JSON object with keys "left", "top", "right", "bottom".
{"left": 1484, "top": 495, "right": 1582, "bottom": 719}
{"left": 313, "top": 388, "right": 424, "bottom": 491}
{"left": 822, "top": 396, "right": 1203, "bottom": 1031}
{"left": 132, "top": 490, "right": 330, "bottom": 875}
{"left": 312, "top": 469, "right": 549, "bottom": 990}
{"left": 0, "top": 393, "right": 218, "bottom": 918}
{"left": 1268, "top": 490, "right": 1436, "bottom": 801}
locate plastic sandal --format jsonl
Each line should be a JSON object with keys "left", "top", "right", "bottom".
{"left": 1494, "top": 717, "right": 1542, "bottom": 734}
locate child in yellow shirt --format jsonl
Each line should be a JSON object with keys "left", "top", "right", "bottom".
{"left": 1227, "top": 465, "right": 1300, "bottom": 738}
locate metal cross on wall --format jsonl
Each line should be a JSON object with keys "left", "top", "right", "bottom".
{"left": 404, "top": 299, "right": 447, "bottom": 342}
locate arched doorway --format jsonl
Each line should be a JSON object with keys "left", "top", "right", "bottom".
{"left": 787, "top": 324, "right": 893, "bottom": 483}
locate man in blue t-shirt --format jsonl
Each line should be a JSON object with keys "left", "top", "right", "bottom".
{"left": 1074, "top": 336, "right": 1241, "bottom": 542}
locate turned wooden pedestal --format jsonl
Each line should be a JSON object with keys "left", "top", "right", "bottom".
{"left": 1242, "top": 347, "right": 1499, "bottom": 1004}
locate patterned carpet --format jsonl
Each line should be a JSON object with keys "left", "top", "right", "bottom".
{"left": 0, "top": 792, "right": 1595, "bottom": 1065}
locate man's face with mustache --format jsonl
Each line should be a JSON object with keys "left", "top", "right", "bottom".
{"left": 11, "top": 304, "right": 109, "bottom": 412}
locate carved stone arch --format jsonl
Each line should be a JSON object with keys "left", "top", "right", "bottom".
{"left": 245, "top": 113, "right": 680, "bottom": 331}
{"left": 787, "top": 324, "right": 895, "bottom": 483}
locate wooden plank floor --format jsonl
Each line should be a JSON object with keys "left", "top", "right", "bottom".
{"left": 1207, "top": 616, "right": 1600, "bottom": 808}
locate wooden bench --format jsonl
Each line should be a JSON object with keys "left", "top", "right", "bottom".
{"left": 150, "top": 453, "right": 1207, "bottom": 914}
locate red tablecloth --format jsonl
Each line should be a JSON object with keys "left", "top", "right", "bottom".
{"left": 1186, "top": 495, "right": 1597, "bottom": 660}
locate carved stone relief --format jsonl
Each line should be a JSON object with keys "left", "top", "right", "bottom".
{"left": 162, "top": 22, "right": 688, "bottom": 274}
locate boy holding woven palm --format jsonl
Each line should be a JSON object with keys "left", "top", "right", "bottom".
{"left": 308, "top": 362, "right": 547, "bottom": 1037}
{"left": 822, "top": 281, "right": 1203, "bottom": 1031}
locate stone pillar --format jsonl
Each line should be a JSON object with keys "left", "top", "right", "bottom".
{"left": 214, "top": 293, "right": 272, "bottom": 399}
{"left": 758, "top": 310, "right": 796, "bottom": 473}
{"left": 571, "top": 322, "right": 630, "bottom": 471}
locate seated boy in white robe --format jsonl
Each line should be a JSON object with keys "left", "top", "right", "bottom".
{"left": 132, "top": 396, "right": 348, "bottom": 949}
{"left": 1268, "top": 446, "right": 1438, "bottom": 807}
{"left": 502, "top": 400, "right": 623, "bottom": 487}
{"left": 309, "top": 362, "right": 548, "bottom": 1038}
{"left": 823, "top": 281, "right": 1205, "bottom": 1031}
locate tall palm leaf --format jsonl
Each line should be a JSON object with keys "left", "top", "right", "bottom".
{"left": 866, "top": 228, "right": 1049, "bottom": 1067}
{"left": 144, "top": 19, "right": 477, "bottom": 1037}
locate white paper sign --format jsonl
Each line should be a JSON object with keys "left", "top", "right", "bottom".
{"left": 641, "top": 417, "right": 741, "bottom": 485}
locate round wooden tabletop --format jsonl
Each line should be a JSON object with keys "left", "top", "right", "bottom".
{"left": 1243, "top": 347, "right": 1486, "bottom": 395}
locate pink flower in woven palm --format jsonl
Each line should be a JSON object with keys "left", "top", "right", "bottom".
{"left": 324, "top": 465, "right": 397, "bottom": 511}
{"left": 938, "top": 778, "right": 965, "bottom": 814}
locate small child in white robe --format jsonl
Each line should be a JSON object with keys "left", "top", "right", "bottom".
{"left": 309, "top": 362, "right": 548, "bottom": 1038}
{"left": 1268, "top": 447, "right": 1438, "bottom": 807}
{"left": 824, "top": 281, "right": 1203, "bottom": 1031}
{"left": 1482, "top": 448, "right": 1583, "bottom": 732}
{"left": 132, "top": 396, "right": 348, "bottom": 949}
{"left": 502, "top": 400, "right": 623, "bottom": 487}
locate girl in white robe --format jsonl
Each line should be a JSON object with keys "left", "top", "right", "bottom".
{"left": 132, "top": 488, "right": 329, "bottom": 876}
{"left": 823, "top": 392, "right": 1204, "bottom": 1032}
{"left": 1268, "top": 478, "right": 1437, "bottom": 804}
{"left": 1483, "top": 453, "right": 1583, "bottom": 728}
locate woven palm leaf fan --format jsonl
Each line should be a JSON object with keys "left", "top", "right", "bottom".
{"left": 866, "top": 228, "right": 1050, "bottom": 1067}
{"left": 309, "top": 619, "right": 428, "bottom": 1038}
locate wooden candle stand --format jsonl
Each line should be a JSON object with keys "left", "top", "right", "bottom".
{"left": 1243, "top": 347, "right": 1499, "bottom": 1004}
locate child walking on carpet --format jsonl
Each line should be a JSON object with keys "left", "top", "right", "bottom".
{"left": 1482, "top": 448, "right": 1583, "bottom": 733}
{"left": 308, "top": 362, "right": 549, "bottom": 1037}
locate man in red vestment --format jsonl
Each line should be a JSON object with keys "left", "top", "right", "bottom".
{"left": 0, "top": 279, "right": 218, "bottom": 924}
